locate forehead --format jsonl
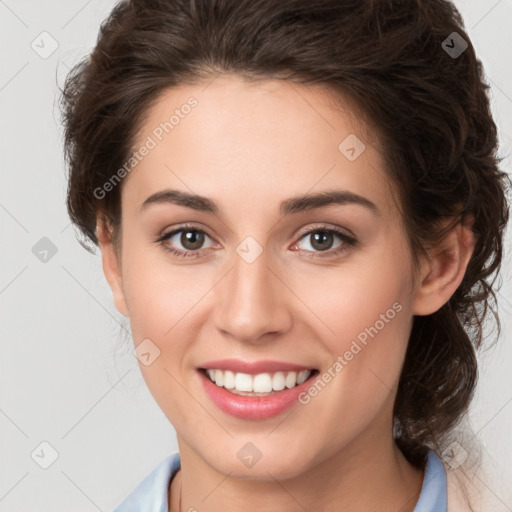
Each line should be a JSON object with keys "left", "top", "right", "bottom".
{"left": 124, "top": 75, "right": 396, "bottom": 220}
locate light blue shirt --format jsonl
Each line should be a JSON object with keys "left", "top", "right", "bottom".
{"left": 113, "top": 449, "right": 447, "bottom": 512}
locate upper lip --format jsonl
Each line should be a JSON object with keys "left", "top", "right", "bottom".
{"left": 199, "top": 359, "right": 316, "bottom": 375}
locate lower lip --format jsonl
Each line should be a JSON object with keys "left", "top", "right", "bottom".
{"left": 198, "top": 369, "right": 317, "bottom": 420}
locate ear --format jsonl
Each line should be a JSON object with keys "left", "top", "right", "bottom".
{"left": 412, "top": 217, "right": 475, "bottom": 316}
{"left": 96, "top": 216, "right": 129, "bottom": 317}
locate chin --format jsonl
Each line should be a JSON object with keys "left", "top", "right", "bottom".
{"left": 204, "top": 447, "right": 314, "bottom": 482}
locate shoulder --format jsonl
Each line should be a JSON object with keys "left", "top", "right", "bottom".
{"left": 446, "top": 468, "right": 475, "bottom": 512}
{"left": 112, "top": 452, "right": 181, "bottom": 512}
{"left": 446, "top": 464, "right": 512, "bottom": 512}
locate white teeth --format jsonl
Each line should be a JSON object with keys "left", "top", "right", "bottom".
{"left": 204, "top": 368, "right": 313, "bottom": 394}
{"left": 223, "top": 370, "right": 235, "bottom": 389}
{"left": 253, "top": 373, "right": 272, "bottom": 393}
{"left": 285, "top": 372, "right": 297, "bottom": 388}
{"left": 297, "top": 370, "right": 310, "bottom": 385}
{"left": 252, "top": 373, "right": 272, "bottom": 393}
{"left": 214, "top": 369, "right": 224, "bottom": 387}
{"left": 235, "top": 372, "right": 253, "bottom": 392}
{"left": 272, "top": 371, "right": 286, "bottom": 391}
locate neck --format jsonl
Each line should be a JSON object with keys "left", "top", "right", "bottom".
{"left": 169, "top": 434, "right": 424, "bottom": 512}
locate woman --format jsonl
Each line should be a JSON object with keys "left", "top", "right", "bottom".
{"left": 60, "top": 0, "right": 510, "bottom": 510}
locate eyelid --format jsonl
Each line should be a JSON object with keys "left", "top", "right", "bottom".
{"left": 158, "top": 222, "right": 213, "bottom": 239}
{"left": 294, "top": 222, "right": 356, "bottom": 240}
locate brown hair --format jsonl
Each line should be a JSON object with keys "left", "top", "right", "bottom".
{"left": 60, "top": 0, "right": 510, "bottom": 471}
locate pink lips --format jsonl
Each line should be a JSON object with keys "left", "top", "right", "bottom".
{"left": 198, "top": 359, "right": 317, "bottom": 420}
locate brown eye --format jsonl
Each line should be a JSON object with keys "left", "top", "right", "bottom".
{"left": 158, "top": 226, "right": 214, "bottom": 256}
{"left": 309, "top": 231, "right": 335, "bottom": 251}
{"left": 179, "top": 230, "right": 205, "bottom": 251}
{"left": 295, "top": 228, "right": 355, "bottom": 256}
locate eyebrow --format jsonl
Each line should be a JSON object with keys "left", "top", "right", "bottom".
{"left": 140, "top": 189, "right": 379, "bottom": 216}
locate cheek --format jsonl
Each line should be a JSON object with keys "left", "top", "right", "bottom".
{"left": 120, "top": 250, "right": 203, "bottom": 423}
{"left": 290, "top": 246, "right": 413, "bottom": 405}
{"left": 291, "top": 253, "right": 412, "bottom": 352}
{"left": 121, "top": 243, "right": 211, "bottom": 341}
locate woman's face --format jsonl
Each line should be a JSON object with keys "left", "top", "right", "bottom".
{"left": 107, "top": 75, "right": 421, "bottom": 479}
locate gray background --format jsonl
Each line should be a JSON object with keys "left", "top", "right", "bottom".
{"left": 1, "top": 1, "right": 511, "bottom": 510}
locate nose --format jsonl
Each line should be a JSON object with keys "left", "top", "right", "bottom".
{"left": 213, "top": 245, "right": 293, "bottom": 345}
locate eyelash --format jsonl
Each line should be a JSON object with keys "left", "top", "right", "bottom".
{"left": 155, "top": 223, "right": 357, "bottom": 259}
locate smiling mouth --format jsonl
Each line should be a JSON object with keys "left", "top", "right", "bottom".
{"left": 199, "top": 368, "right": 319, "bottom": 396}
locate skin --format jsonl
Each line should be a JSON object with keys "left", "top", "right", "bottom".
{"left": 97, "top": 75, "right": 475, "bottom": 512}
